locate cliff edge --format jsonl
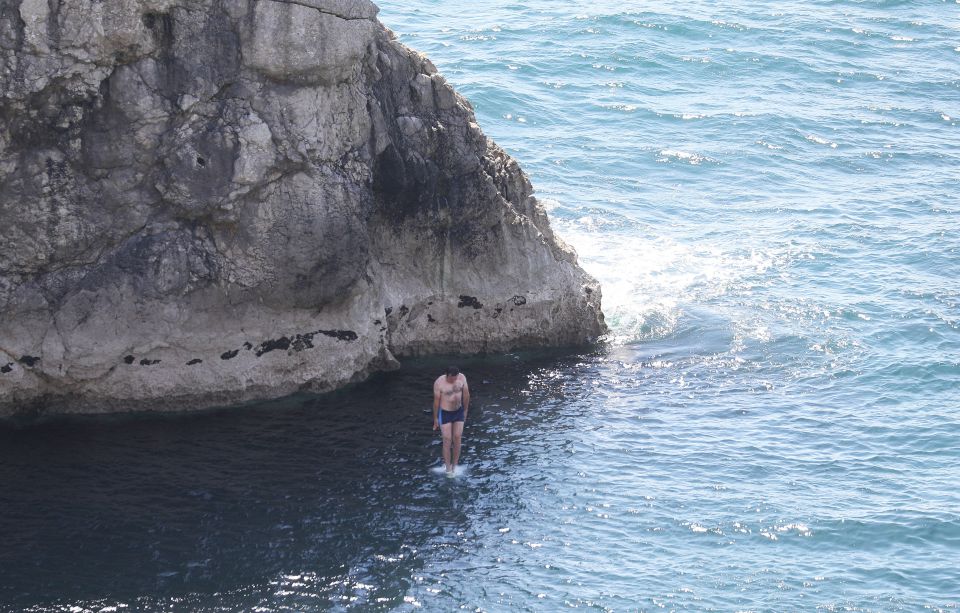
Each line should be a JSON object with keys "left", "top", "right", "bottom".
{"left": 0, "top": 0, "right": 605, "bottom": 416}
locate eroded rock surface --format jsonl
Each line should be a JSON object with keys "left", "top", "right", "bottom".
{"left": 0, "top": 0, "right": 605, "bottom": 416}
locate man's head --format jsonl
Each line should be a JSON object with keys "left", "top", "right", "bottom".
{"left": 445, "top": 365, "right": 460, "bottom": 381}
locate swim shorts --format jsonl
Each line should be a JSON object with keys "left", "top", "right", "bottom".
{"left": 438, "top": 406, "right": 465, "bottom": 425}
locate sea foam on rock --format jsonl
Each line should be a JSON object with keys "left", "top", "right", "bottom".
{"left": 0, "top": 0, "right": 605, "bottom": 416}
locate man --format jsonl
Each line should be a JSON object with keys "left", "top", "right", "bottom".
{"left": 433, "top": 365, "right": 470, "bottom": 476}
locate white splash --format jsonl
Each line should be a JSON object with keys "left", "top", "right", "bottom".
{"left": 551, "top": 206, "right": 775, "bottom": 346}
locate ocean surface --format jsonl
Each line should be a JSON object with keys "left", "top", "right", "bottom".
{"left": 2, "top": 0, "right": 959, "bottom": 610}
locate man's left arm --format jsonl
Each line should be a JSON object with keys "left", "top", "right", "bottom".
{"left": 462, "top": 377, "right": 470, "bottom": 419}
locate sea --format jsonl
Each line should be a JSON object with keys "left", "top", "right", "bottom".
{"left": 1, "top": 0, "right": 958, "bottom": 610}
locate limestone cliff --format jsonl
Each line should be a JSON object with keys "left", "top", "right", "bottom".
{"left": 0, "top": 0, "right": 605, "bottom": 416}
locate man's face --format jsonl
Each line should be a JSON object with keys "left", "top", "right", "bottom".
{"left": 445, "top": 374, "right": 457, "bottom": 384}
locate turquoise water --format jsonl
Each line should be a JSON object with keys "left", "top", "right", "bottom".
{"left": 374, "top": 0, "right": 960, "bottom": 608}
{"left": 2, "top": 0, "right": 959, "bottom": 611}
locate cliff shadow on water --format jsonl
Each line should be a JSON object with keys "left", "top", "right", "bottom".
{"left": 0, "top": 347, "right": 601, "bottom": 610}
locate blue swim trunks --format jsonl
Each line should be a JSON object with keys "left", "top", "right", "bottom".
{"left": 438, "top": 406, "right": 465, "bottom": 425}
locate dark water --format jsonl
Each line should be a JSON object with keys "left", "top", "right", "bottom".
{"left": 1, "top": 352, "right": 599, "bottom": 611}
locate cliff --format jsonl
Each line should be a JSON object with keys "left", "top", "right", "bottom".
{"left": 0, "top": 0, "right": 605, "bottom": 416}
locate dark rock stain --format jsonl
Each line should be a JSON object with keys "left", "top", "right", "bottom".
{"left": 18, "top": 355, "right": 40, "bottom": 367}
{"left": 511, "top": 295, "right": 527, "bottom": 306}
{"left": 139, "top": 358, "right": 160, "bottom": 366}
{"left": 243, "top": 342, "right": 253, "bottom": 350}
{"left": 187, "top": 358, "right": 203, "bottom": 365}
{"left": 427, "top": 314, "right": 436, "bottom": 323}
{"left": 458, "top": 295, "right": 483, "bottom": 309}
{"left": 221, "top": 349, "right": 239, "bottom": 360}
{"left": 250, "top": 329, "right": 359, "bottom": 356}
{"left": 123, "top": 355, "right": 135, "bottom": 364}
{"left": 385, "top": 307, "right": 393, "bottom": 316}
{"left": 255, "top": 336, "right": 291, "bottom": 357}
{"left": 399, "top": 305, "right": 409, "bottom": 318}
{"left": 318, "top": 329, "right": 358, "bottom": 342}
{"left": 291, "top": 332, "right": 315, "bottom": 352}
{"left": 1, "top": 363, "right": 13, "bottom": 374}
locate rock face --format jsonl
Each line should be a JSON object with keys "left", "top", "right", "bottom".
{"left": 0, "top": 0, "right": 605, "bottom": 416}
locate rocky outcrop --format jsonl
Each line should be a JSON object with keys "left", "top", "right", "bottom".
{"left": 0, "top": 0, "right": 605, "bottom": 416}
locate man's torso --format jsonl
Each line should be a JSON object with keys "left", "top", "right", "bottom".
{"left": 436, "top": 374, "right": 465, "bottom": 411}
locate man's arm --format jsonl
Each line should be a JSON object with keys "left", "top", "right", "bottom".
{"left": 461, "top": 376, "right": 470, "bottom": 419}
{"left": 432, "top": 379, "right": 441, "bottom": 430}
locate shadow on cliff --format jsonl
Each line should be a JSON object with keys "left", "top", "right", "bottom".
{"left": 0, "top": 347, "right": 602, "bottom": 609}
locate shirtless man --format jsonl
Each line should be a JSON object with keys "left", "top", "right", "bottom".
{"left": 433, "top": 366, "right": 470, "bottom": 476}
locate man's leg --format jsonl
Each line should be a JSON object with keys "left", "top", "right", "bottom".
{"left": 451, "top": 421, "right": 464, "bottom": 469}
{"left": 440, "top": 422, "right": 453, "bottom": 471}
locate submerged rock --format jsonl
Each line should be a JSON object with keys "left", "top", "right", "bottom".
{"left": 0, "top": 0, "right": 605, "bottom": 416}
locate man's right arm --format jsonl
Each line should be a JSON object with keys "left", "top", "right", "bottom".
{"left": 432, "top": 380, "right": 441, "bottom": 430}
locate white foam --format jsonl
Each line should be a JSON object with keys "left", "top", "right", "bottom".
{"left": 656, "top": 149, "right": 714, "bottom": 164}
{"left": 430, "top": 464, "right": 470, "bottom": 477}
{"left": 804, "top": 134, "right": 838, "bottom": 148}
{"left": 551, "top": 204, "right": 776, "bottom": 346}
{"left": 598, "top": 103, "right": 637, "bottom": 112}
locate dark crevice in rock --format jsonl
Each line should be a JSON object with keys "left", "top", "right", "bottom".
{"left": 511, "top": 295, "right": 527, "bottom": 306}
{"left": 139, "top": 358, "right": 160, "bottom": 366}
{"left": 220, "top": 349, "right": 239, "bottom": 360}
{"left": 18, "top": 355, "right": 40, "bottom": 367}
{"left": 1, "top": 363, "right": 13, "bottom": 374}
{"left": 143, "top": 11, "right": 174, "bottom": 49}
{"left": 186, "top": 358, "right": 203, "bottom": 365}
{"left": 123, "top": 355, "right": 135, "bottom": 364}
{"left": 261, "top": 0, "right": 377, "bottom": 21}
{"left": 0, "top": 1, "right": 26, "bottom": 52}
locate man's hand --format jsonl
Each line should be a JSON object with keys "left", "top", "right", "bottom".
{"left": 433, "top": 419, "right": 439, "bottom": 431}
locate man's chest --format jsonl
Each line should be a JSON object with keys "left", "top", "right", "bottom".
{"left": 439, "top": 383, "right": 463, "bottom": 395}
